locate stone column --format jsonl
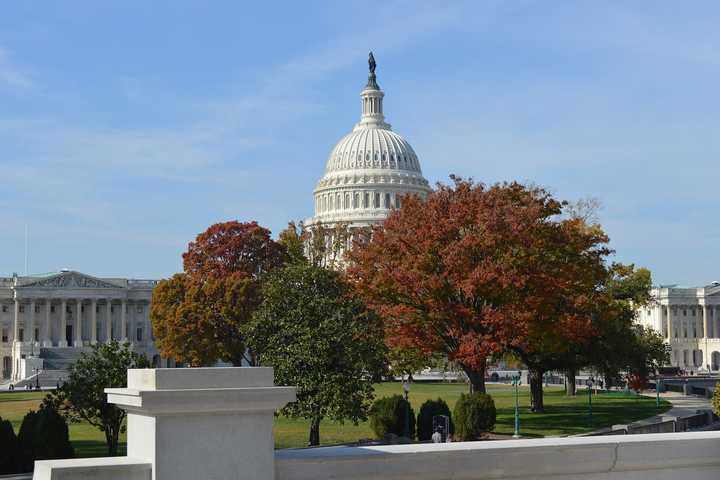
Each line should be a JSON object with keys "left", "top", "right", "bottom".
{"left": 667, "top": 305, "right": 673, "bottom": 340}
{"left": 121, "top": 299, "right": 128, "bottom": 342}
{"left": 146, "top": 302, "right": 152, "bottom": 344}
{"left": 91, "top": 299, "right": 98, "bottom": 345}
{"left": 28, "top": 300, "right": 35, "bottom": 346}
{"left": 106, "top": 300, "right": 113, "bottom": 342}
{"left": 12, "top": 297, "right": 20, "bottom": 343}
{"left": 105, "top": 367, "right": 296, "bottom": 480}
{"left": 59, "top": 299, "right": 67, "bottom": 347}
{"left": 44, "top": 300, "right": 52, "bottom": 347}
{"left": 75, "top": 299, "right": 83, "bottom": 347}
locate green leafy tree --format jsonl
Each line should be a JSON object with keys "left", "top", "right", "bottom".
{"left": 46, "top": 341, "right": 150, "bottom": 455}
{"left": 387, "top": 346, "right": 431, "bottom": 381}
{"left": 247, "top": 261, "right": 386, "bottom": 446}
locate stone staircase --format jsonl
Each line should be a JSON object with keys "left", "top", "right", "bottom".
{"left": 39, "top": 347, "right": 90, "bottom": 370}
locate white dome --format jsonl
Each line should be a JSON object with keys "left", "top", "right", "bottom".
{"left": 309, "top": 55, "right": 431, "bottom": 227}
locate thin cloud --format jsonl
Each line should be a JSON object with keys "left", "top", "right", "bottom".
{"left": 0, "top": 46, "right": 32, "bottom": 89}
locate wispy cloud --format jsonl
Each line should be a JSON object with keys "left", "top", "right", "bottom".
{"left": 0, "top": 46, "right": 32, "bottom": 89}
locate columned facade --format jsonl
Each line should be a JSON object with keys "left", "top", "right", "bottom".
{"left": 637, "top": 283, "right": 720, "bottom": 371}
{"left": 0, "top": 270, "right": 164, "bottom": 381}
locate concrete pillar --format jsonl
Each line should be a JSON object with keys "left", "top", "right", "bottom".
{"left": 91, "top": 299, "right": 98, "bottom": 345}
{"left": 43, "top": 300, "right": 52, "bottom": 347}
{"left": 12, "top": 297, "right": 20, "bottom": 343}
{"left": 121, "top": 299, "right": 128, "bottom": 342}
{"left": 75, "top": 299, "right": 83, "bottom": 347}
{"left": 58, "top": 299, "right": 67, "bottom": 347}
{"left": 105, "top": 367, "right": 296, "bottom": 480}
{"left": 28, "top": 300, "right": 35, "bottom": 346}
{"left": 106, "top": 300, "right": 113, "bottom": 342}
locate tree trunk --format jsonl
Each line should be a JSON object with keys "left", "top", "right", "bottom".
{"left": 565, "top": 368, "right": 577, "bottom": 396}
{"left": 461, "top": 363, "right": 486, "bottom": 394}
{"left": 528, "top": 368, "right": 545, "bottom": 413}
{"left": 106, "top": 427, "right": 119, "bottom": 456}
{"left": 308, "top": 417, "right": 321, "bottom": 447}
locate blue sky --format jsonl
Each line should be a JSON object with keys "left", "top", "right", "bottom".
{"left": 0, "top": 1, "right": 718, "bottom": 285}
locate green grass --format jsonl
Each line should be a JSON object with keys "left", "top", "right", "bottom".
{"left": 0, "top": 383, "right": 670, "bottom": 456}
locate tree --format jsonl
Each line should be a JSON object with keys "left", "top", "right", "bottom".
{"left": 387, "top": 346, "right": 432, "bottom": 381}
{"left": 349, "top": 177, "right": 603, "bottom": 394}
{"left": 247, "top": 262, "right": 386, "bottom": 446}
{"left": 152, "top": 221, "right": 285, "bottom": 366}
{"left": 182, "top": 220, "right": 285, "bottom": 279}
{"left": 46, "top": 341, "right": 149, "bottom": 455}
{"left": 503, "top": 214, "right": 611, "bottom": 412}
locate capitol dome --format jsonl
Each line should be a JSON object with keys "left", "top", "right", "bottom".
{"left": 310, "top": 53, "right": 432, "bottom": 227}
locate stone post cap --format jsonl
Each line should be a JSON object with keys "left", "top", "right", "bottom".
{"left": 105, "top": 367, "right": 296, "bottom": 415}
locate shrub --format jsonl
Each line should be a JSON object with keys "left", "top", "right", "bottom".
{"left": 453, "top": 392, "right": 496, "bottom": 441}
{"left": 0, "top": 416, "right": 19, "bottom": 474}
{"left": 17, "top": 407, "right": 73, "bottom": 472}
{"left": 712, "top": 382, "right": 720, "bottom": 417}
{"left": 369, "top": 394, "right": 416, "bottom": 440}
{"left": 416, "top": 398, "right": 454, "bottom": 441}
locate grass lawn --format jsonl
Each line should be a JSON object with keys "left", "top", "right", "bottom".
{"left": 0, "top": 383, "right": 670, "bottom": 455}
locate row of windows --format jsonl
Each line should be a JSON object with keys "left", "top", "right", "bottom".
{"left": 316, "top": 191, "right": 401, "bottom": 213}
{"left": 1, "top": 304, "right": 145, "bottom": 314}
{"left": 332, "top": 152, "right": 417, "bottom": 170}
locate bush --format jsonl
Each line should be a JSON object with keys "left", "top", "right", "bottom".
{"left": 453, "top": 392, "right": 496, "bottom": 441}
{"left": 0, "top": 416, "right": 19, "bottom": 474}
{"left": 416, "top": 398, "right": 454, "bottom": 441}
{"left": 712, "top": 382, "right": 720, "bottom": 417}
{"left": 369, "top": 394, "right": 416, "bottom": 440}
{"left": 17, "top": 407, "right": 73, "bottom": 472}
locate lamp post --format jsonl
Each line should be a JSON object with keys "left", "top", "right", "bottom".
{"left": 33, "top": 367, "right": 41, "bottom": 390}
{"left": 402, "top": 379, "right": 411, "bottom": 439}
{"left": 586, "top": 376, "right": 595, "bottom": 420}
{"left": 511, "top": 372, "right": 521, "bottom": 438}
{"left": 656, "top": 377, "right": 662, "bottom": 407}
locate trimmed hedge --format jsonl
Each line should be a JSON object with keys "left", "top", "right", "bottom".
{"left": 453, "top": 392, "right": 496, "bottom": 441}
{"left": 369, "top": 394, "right": 416, "bottom": 439}
{"left": 17, "top": 407, "right": 74, "bottom": 472}
{"left": 0, "top": 416, "right": 19, "bottom": 474}
{"left": 416, "top": 398, "right": 454, "bottom": 441}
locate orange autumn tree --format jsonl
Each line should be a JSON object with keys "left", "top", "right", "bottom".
{"left": 151, "top": 221, "right": 285, "bottom": 366}
{"left": 501, "top": 216, "right": 611, "bottom": 412}
{"left": 348, "top": 177, "right": 586, "bottom": 393}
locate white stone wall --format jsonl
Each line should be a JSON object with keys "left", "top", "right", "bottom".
{"left": 636, "top": 285, "right": 720, "bottom": 370}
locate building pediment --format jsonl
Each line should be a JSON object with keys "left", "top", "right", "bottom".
{"left": 17, "top": 271, "right": 122, "bottom": 289}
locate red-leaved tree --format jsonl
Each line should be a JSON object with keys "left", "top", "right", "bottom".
{"left": 151, "top": 221, "right": 285, "bottom": 366}
{"left": 349, "top": 177, "right": 593, "bottom": 393}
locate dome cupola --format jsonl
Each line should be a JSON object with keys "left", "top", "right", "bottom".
{"left": 309, "top": 53, "right": 431, "bottom": 228}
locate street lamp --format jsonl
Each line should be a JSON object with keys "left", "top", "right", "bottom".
{"left": 402, "top": 379, "right": 411, "bottom": 439}
{"left": 585, "top": 376, "right": 595, "bottom": 420}
{"left": 33, "top": 367, "right": 41, "bottom": 390}
{"left": 656, "top": 377, "right": 662, "bottom": 407}
{"left": 511, "top": 371, "right": 521, "bottom": 438}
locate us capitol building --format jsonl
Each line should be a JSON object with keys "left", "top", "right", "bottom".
{"left": 0, "top": 270, "right": 170, "bottom": 384}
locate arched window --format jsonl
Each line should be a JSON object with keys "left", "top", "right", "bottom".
{"left": 364, "top": 192, "right": 370, "bottom": 208}
{"left": 395, "top": 194, "right": 401, "bottom": 209}
{"left": 374, "top": 192, "right": 380, "bottom": 208}
{"left": 354, "top": 193, "right": 360, "bottom": 209}
{"left": 345, "top": 194, "right": 350, "bottom": 209}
